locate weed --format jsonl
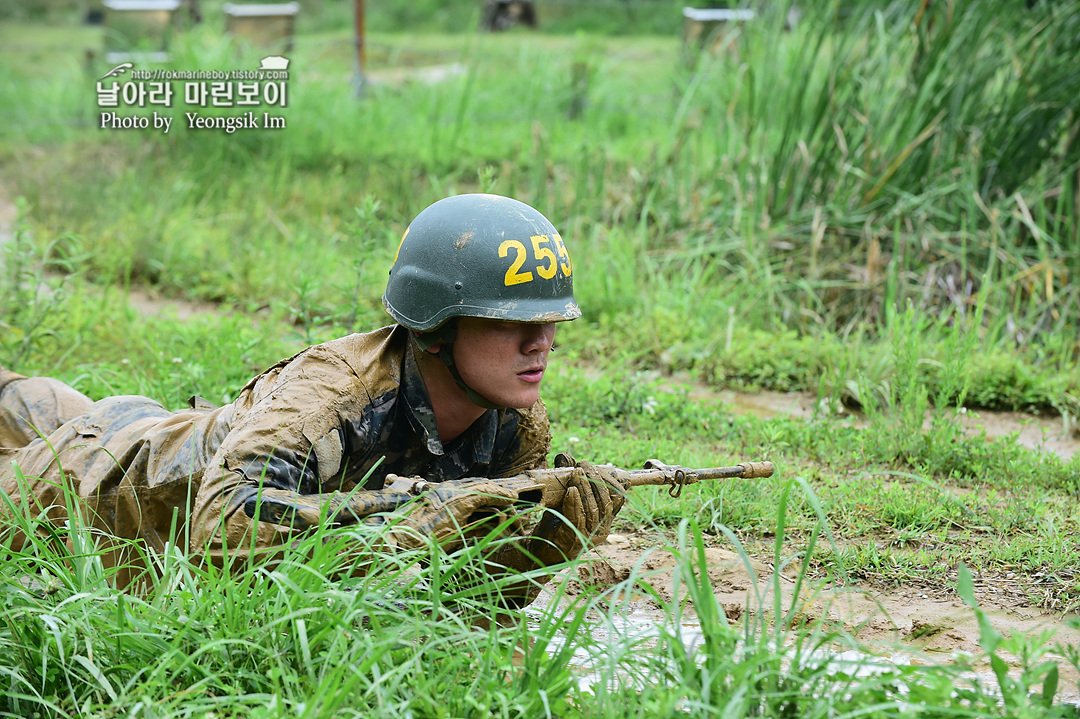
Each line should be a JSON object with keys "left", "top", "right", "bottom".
{"left": 0, "top": 199, "right": 83, "bottom": 371}
{"left": 3, "top": 6, "right": 1080, "bottom": 715}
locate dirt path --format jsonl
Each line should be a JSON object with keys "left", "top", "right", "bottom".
{"left": 680, "top": 375, "right": 1079, "bottom": 460}
{"left": 0, "top": 186, "right": 229, "bottom": 322}
{"left": 364, "top": 62, "right": 467, "bottom": 86}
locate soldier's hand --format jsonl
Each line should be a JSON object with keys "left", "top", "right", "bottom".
{"left": 392, "top": 481, "right": 519, "bottom": 550}
{"left": 484, "top": 456, "right": 627, "bottom": 607}
{"left": 526, "top": 454, "right": 626, "bottom": 564}
{"left": 563, "top": 459, "right": 625, "bottom": 543}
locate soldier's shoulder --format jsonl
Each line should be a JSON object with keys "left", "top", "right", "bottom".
{"left": 316, "top": 324, "right": 401, "bottom": 358}
{"left": 315, "top": 325, "right": 407, "bottom": 395}
{"left": 242, "top": 325, "right": 402, "bottom": 399}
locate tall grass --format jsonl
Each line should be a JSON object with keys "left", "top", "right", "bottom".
{"left": 3, "top": 6, "right": 1080, "bottom": 715}
{"left": 0, "top": 472, "right": 578, "bottom": 717}
{"left": 5, "top": 465, "right": 1078, "bottom": 717}
{"left": 3, "top": 2, "right": 1077, "bottom": 413}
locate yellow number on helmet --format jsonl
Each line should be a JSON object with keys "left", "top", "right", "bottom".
{"left": 531, "top": 234, "right": 557, "bottom": 280}
{"left": 552, "top": 233, "right": 572, "bottom": 276}
{"left": 499, "top": 239, "right": 534, "bottom": 286}
{"left": 393, "top": 227, "right": 410, "bottom": 266}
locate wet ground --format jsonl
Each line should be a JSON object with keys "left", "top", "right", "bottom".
{"left": 552, "top": 378, "right": 1080, "bottom": 697}
{"left": 530, "top": 531, "right": 1080, "bottom": 702}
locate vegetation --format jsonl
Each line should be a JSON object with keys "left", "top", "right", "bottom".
{"left": 4, "top": 470, "right": 1080, "bottom": 717}
{"left": 2, "top": 0, "right": 1080, "bottom": 715}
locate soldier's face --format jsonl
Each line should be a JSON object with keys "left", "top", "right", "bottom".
{"left": 453, "top": 318, "right": 557, "bottom": 409}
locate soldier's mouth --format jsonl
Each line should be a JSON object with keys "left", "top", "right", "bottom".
{"left": 517, "top": 367, "right": 545, "bottom": 383}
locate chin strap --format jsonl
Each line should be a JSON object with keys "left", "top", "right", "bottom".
{"left": 411, "top": 320, "right": 504, "bottom": 410}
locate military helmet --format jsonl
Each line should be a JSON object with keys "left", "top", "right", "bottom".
{"left": 383, "top": 194, "right": 581, "bottom": 332}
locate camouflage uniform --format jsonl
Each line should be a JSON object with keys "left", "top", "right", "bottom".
{"left": 0, "top": 324, "right": 551, "bottom": 575}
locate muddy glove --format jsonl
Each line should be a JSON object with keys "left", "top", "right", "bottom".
{"left": 389, "top": 480, "right": 520, "bottom": 551}
{"left": 550, "top": 453, "right": 624, "bottom": 553}
{"left": 484, "top": 454, "right": 626, "bottom": 607}
{"left": 504, "top": 454, "right": 626, "bottom": 569}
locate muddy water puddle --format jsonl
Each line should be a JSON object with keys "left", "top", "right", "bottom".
{"left": 526, "top": 575, "right": 1080, "bottom": 703}
{"left": 519, "top": 538, "right": 1080, "bottom": 701}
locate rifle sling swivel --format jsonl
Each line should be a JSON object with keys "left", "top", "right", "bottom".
{"left": 667, "top": 468, "right": 688, "bottom": 498}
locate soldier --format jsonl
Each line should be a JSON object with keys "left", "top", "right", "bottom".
{"left": 0, "top": 194, "right": 623, "bottom": 601}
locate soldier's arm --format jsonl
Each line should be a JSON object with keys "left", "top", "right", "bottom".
{"left": 188, "top": 345, "right": 379, "bottom": 566}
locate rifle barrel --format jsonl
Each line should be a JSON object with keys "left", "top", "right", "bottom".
{"left": 619, "top": 461, "right": 774, "bottom": 489}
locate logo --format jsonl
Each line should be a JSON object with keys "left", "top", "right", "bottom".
{"left": 100, "top": 62, "right": 133, "bottom": 80}
{"left": 96, "top": 57, "right": 291, "bottom": 134}
{"left": 258, "top": 56, "right": 289, "bottom": 71}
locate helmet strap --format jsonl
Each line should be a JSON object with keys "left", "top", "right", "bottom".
{"left": 412, "top": 321, "right": 504, "bottom": 410}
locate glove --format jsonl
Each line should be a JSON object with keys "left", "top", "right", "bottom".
{"left": 553, "top": 452, "right": 624, "bottom": 546}
{"left": 484, "top": 454, "right": 626, "bottom": 607}
{"left": 518, "top": 453, "right": 626, "bottom": 567}
{"left": 390, "top": 480, "right": 520, "bottom": 551}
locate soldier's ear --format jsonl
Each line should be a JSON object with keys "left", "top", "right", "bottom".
{"left": 411, "top": 322, "right": 457, "bottom": 355}
{"left": 411, "top": 329, "right": 442, "bottom": 355}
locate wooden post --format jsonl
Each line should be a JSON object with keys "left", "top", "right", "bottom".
{"left": 354, "top": 0, "right": 367, "bottom": 95}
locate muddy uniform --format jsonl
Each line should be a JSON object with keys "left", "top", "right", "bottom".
{"left": 0, "top": 324, "right": 550, "bottom": 571}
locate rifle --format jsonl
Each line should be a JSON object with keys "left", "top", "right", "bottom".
{"left": 246, "top": 460, "right": 774, "bottom": 530}
{"left": 385, "top": 459, "right": 775, "bottom": 506}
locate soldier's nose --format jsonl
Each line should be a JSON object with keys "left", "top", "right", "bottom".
{"left": 522, "top": 324, "right": 556, "bottom": 353}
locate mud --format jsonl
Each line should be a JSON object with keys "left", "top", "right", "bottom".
{"left": 602, "top": 378, "right": 1079, "bottom": 685}
{"left": 0, "top": 194, "right": 15, "bottom": 236}
{"left": 126, "top": 287, "right": 224, "bottom": 321}
{"left": 531, "top": 529, "right": 1080, "bottom": 701}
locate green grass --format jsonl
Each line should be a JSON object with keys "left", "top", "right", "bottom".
{"left": 3, "top": 1, "right": 1080, "bottom": 715}
{"left": 5, "top": 473, "right": 1080, "bottom": 718}
{"left": 543, "top": 362, "right": 1080, "bottom": 608}
{"left": 3, "top": 2, "right": 1077, "bottom": 411}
